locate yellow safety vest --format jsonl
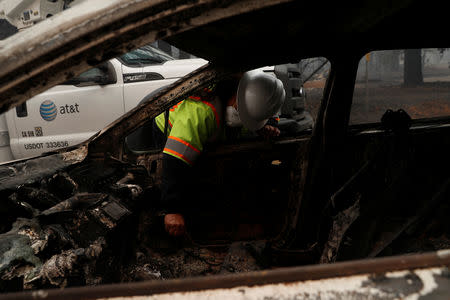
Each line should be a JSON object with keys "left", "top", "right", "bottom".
{"left": 155, "top": 93, "right": 222, "bottom": 166}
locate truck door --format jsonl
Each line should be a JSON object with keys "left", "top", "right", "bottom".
{"left": 11, "top": 61, "right": 125, "bottom": 159}
{"left": 119, "top": 44, "right": 207, "bottom": 112}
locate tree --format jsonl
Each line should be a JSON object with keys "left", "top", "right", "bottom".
{"left": 403, "top": 49, "right": 423, "bottom": 87}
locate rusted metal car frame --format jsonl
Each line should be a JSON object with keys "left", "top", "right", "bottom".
{"left": 1, "top": 250, "right": 449, "bottom": 300}
{"left": 0, "top": 0, "right": 450, "bottom": 298}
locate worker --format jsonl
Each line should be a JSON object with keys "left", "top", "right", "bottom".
{"left": 126, "top": 70, "right": 286, "bottom": 237}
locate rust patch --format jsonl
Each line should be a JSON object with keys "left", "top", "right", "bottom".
{"left": 61, "top": 146, "right": 88, "bottom": 163}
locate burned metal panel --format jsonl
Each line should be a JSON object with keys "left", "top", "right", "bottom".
{"left": 0, "top": 155, "right": 150, "bottom": 292}
{"left": 319, "top": 198, "right": 360, "bottom": 264}
{"left": 0, "top": 0, "right": 293, "bottom": 115}
{"left": 0, "top": 146, "right": 87, "bottom": 191}
{"left": 328, "top": 124, "right": 450, "bottom": 261}
{"left": 98, "top": 268, "right": 450, "bottom": 299}
{"left": 1, "top": 250, "right": 449, "bottom": 300}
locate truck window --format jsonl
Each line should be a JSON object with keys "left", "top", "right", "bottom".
{"left": 62, "top": 62, "right": 116, "bottom": 86}
{"left": 350, "top": 48, "right": 450, "bottom": 125}
{"left": 119, "top": 45, "right": 175, "bottom": 66}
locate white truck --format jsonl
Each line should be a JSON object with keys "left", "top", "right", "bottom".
{"left": 0, "top": 44, "right": 208, "bottom": 162}
{"left": 0, "top": 0, "right": 312, "bottom": 163}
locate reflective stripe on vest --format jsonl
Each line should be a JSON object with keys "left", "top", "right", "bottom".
{"left": 164, "top": 136, "right": 201, "bottom": 166}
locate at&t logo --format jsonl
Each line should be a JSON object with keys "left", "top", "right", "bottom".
{"left": 40, "top": 100, "right": 57, "bottom": 121}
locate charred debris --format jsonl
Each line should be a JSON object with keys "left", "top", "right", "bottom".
{"left": 0, "top": 134, "right": 301, "bottom": 292}
{"left": 0, "top": 151, "right": 149, "bottom": 291}
{"left": 0, "top": 119, "right": 449, "bottom": 293}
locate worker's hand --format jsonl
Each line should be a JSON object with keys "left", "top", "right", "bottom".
{"left": 257, "top": 125, "right": 280, "bottom": 139}
{"left": 164, "top": 213, "right": 186, "bottom": 237}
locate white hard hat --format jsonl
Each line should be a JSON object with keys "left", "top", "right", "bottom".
{"left": 237, "top": 70, "right": 286, "bottom": 131}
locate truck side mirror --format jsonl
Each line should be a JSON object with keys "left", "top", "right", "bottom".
{"left": 96, "top": 62, "right": 117, "bottom": 85}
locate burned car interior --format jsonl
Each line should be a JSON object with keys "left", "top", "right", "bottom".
{"left": 0, "top": 0, "right": 450, "bottom": 298}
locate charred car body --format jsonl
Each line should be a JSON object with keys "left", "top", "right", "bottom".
{"left": 0, "top": 0, "right": 449, "bottom": 299}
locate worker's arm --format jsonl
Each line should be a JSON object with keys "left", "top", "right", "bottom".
{"left": 160, "top": 153, "right": 190, "bottom": 213}
{"left": 161, "top": 153, "right": 189, "bottom": 237}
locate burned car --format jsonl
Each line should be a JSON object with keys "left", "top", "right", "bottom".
{"left": 0, "top": 0, "right": 450, "bottom": 299}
